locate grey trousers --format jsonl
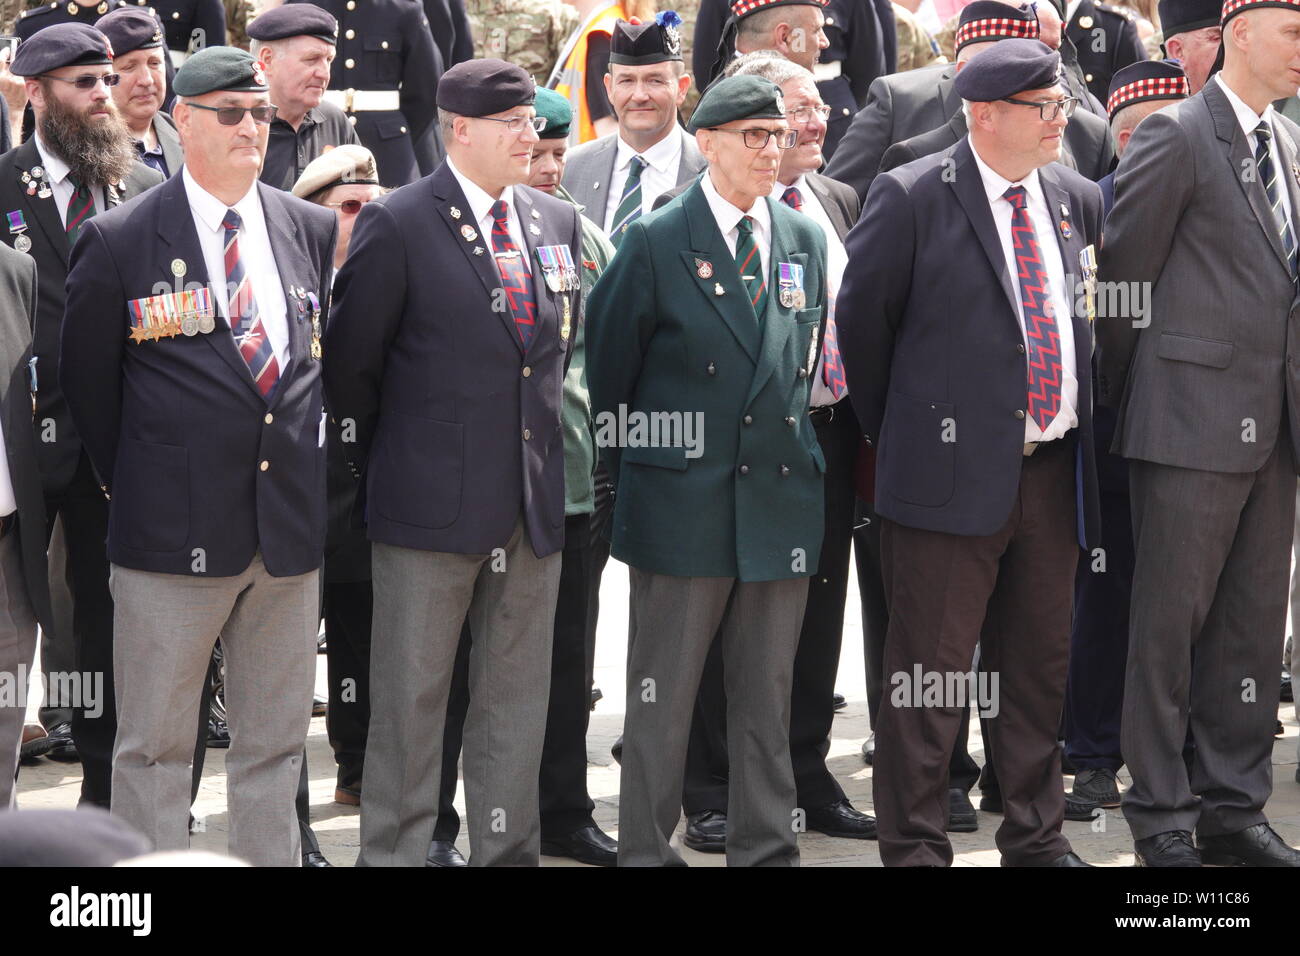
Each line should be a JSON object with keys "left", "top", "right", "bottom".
{"left": 0, "top": 527, "right": 37, "bottom": 809}
{"left": 357, "top": 521, "right": 561, "bottom": 867}
{"left": 109, "top": 555, "right": 319, "bottom": 866}
{"left": 619, "top": 570, "right": 808, "bottom": 867}
{"left": 1122, "top": 437, "right": 1294, "bottom": 841}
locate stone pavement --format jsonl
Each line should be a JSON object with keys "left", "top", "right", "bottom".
{"left": 16, "top": 559, "right": 1300, "bottom": 866}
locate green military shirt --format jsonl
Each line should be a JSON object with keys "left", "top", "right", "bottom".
{"left": 467, "top": 0, "right": 580, "bottom": 85}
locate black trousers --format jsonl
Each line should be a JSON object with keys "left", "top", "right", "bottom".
{"left": 324, "top": 579, "right": 373, "bottom": 792}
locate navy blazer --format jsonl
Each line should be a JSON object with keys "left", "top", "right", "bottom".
{"left": 60, "top": 174, "right": 338, "bottom": 577}
{"left": 323, "top": 164, "right": 582, "bottom": 559}
{"left": 837, "top": 139, "right": 1103, "bottom": 548}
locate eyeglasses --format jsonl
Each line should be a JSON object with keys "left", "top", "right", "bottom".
{"left": 786, "top": 104, "right": 832, "bottom": 124}
{"left": 325, "top": 199, "right": 372, "bottom": 214}
{"left": 185, "top": 103, "right": 279, "bottom": 125}
{"left": 708, "top": 127, "right": 799, "bottom": 149}
{"left": 41, "top": 72, "right": 120, "bottom": 90}
{"left": 1000, "top": 96, "right": 1079, "bottom": 121}
{"left": 476, "top": 115, "right": 547, "bottom": 133}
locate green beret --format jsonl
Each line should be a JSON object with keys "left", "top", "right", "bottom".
{"left": 688, "top": 75, "right": 785, "bottom": 132}
{"left": 173, "top": 46, "right": 269, "bottom": 97}
{"left": 533, "top": 87, "right": 571, "bottom": 140}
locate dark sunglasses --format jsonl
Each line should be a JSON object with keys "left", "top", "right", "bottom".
{"left": 185, "top": 103, "right": 279, "bottom": 126}
{"left": 41, "top": 72, "right": 120, "bottom": 89}
{"left": 325, "top": 198, "right": 371, "bottom": 214}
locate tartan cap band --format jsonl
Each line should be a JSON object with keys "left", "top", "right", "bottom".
{"left": 1107, "top": 74, "right": 1190, "bottom": 115}
{"left": 955, "top": 17, "right": 1041, "bottom": 53}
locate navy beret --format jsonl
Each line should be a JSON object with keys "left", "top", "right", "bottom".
{"left": 173, "top": 46, "right": 269, "bottom": 96}
{"left": 247, "top": 3, "right": 339, "bottom": 44}
{"left": 1158, "top": 0, "right": 1222, "bottom": 34}
{"left": 953, "top": 38, "right": 1061, "bottom": 101}
{"left": 533, "top": 87, "right": 571, "bottom": 140}
{"left": 436, "top": 58, "right": 535, "bottom": 116}
{"left": 955, "top": 1, "right": 1039, "bottom": 54}
{"left": 95, "top": 7, "right": 164, "bottom": 58}
{"left": 1107, "top": 58, "right": 1189, "bottom": 116}
{"left": 610, "top": 11, "right": 684, "bottom": 65}
{"left": 9, "top": 23, "right": 113, "bottom": 76}
{"left": 689, "top": 74, "right": 785, "bottom": 131}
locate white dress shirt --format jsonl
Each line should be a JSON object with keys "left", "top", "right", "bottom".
{"left": 602, "top": 128, "right": 684, "bottom": 234}
{"left": 702, "top": 170, "right": 771, "bottom": 285}
{"left": 771, "top": 175, "right": 849, "bottom": 406}
{"left": 34, "top": 136, "right": 105, "bottom": 226}
{"left": 447, "top": 155, "right": 529, "bottom": 261}
{"left": 1216, "top": 73, "right": 1296, "bottom": 237}
{"left": 0, "top": 422, "right": 15, "bottom": 516}
{"left": 969, "top": 138, "right": 1079, "bottom": 444}
{"left": 183, "top": 167, "right": 290, "bottom": 370}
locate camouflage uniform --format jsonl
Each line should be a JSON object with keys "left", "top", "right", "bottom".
{"left": 934, "top": 11, "right": 958, "bottom": 62}
{"left": 893, "top": 1, "right": 943, "bottom": 73}
{"left": 224, "top": 0, "right": 256, "bottom": 49}
{"left": 673, "top": 0, "right": 700, "bottom": 123}
{"left": 466, "top": 0, "right": 579, "bottom": 84}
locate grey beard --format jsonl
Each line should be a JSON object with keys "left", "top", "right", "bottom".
{"left": 39, "top": 98, "right": 137, "bottom": 188}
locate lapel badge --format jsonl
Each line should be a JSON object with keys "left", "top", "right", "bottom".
{"left": 26, "top": 184, "right": 35, "bottom": 196}
{"left": 1059, "top": 218, "right": 1072, "bottom": 239}
{"left": 473, "top": 246, "right": 484, "bottom": 255}
{"left": 20, "top": 173, "right": 30, "bottom": 184}
{"left": 171, "top": 258, "right": 187, "bottom": 277}
{"left": 530, "top": 208, "right": 540, "bottom": 220}
{"left": 714, "top": 282, "right": 725, "bottom": 296}
{"left": 461, "top": 224, "right": 478, "bottom": 242}
{"left": 31, "top": 167, "right": 43, "bottom": 179}
{"left": 37, "top": 184, "right": 52, "bottom": 200}
{"left": 450, "top": 205, "right": 462, "bottom": 219}
{"left": 528, "top": 222, "right": 541, "bottom": 236}
{"left": 1078, "top": 14, "right": 1093, "bottom": 28}
{"left": 1058, "top": 201, "right": 1070, "bottom": 219}
{"left": 696, "top": 258, "right": 713, "bottom": 279}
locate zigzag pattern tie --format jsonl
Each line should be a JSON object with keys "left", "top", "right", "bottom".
{"left": 65, "top": 176, "right": 95, "bottom": 246}
{"left": 735, "top": 215, "right": 766, "bottom": 317}
{"left": 1004, "top": 186, "right": 1062, "bottom": 431}
{"left": 222, "top": 208, "right": 280, "bottom": 399}
{"left": 610, "top": 155, "right": 646, "bottom": 247}
{"left": 780, "top": 185, "right": 845, "bottom": 399}
{"left": 490, "top": 199, "right": 537, "bottom": 347}
{"left": 1255, "top": 122, "right": 1297, "bottom": 277}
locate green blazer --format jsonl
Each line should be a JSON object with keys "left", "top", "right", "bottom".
{"left": 585, "top": 179, "right": 828, "bottom": 582}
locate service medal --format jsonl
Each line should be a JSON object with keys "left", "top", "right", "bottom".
{"left": 14, "top": 235, "right": 31, "bottom": 253}
{"left": 198, "top": 313, "right": 216, "bottom": 334}
{"left": 181, "top": 314, "right": 199, "bottom": 336}
{"left": 561, "top": 296, "right": 571, "bottom": 341}
{"left": 780, "top": 289, "right": 794, "bottom": 308}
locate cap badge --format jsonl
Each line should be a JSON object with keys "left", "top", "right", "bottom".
{"left": 695, "top": 258, "right": 713, "bottom": 279}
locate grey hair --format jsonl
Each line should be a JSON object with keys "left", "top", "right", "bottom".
{"left": 437, "top": 107, "right": 459, "bottom": 134}
{"left": 725, "top": 50, "right": 810, "bottom": 87}
{"left": 962, "top": 98, "right": 975, "bottom": 125}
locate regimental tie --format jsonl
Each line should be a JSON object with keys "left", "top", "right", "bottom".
{"left": 222, "top": 208, "right": 280, "bottom": 399}
{"left": 64, "top": 176, "right": 96, "bottom": 246}
{"left": 780, "top": 185, "right": 845, "bottom": 399}
{"left": 1004, "top": 185, "right": 1062, "bottom": 431}
{"left": 610, "top": 155, "right": 646, "bottom": 247}
{"left": 1254, "top": 122, "right": 1297, "bottom": 277}
{"left": 490, "top": 199, "right": 537, "bottom": 347}
{"left": 734, "top": 215, "right": 767, "bottom": 317}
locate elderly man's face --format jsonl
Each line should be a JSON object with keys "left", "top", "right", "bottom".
{"left": 1165, "top": 26, "right": 1222, "bottom": 93}
{"left": 778, "top": 74, "right": 826, "bottom": 179}
{"left": 263, "top": 35, "right": 335, "bottom": 114}
{"left": 699, "top": 117, "right": 789, "bottom": 207}
{"left": 175, "top": 90, "right": 273, "bottom": 177}
{"left": 321, "top": 182, "right": 382, "bottom": 261}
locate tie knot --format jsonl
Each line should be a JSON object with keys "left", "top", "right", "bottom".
{"left": 737, "top": 215, "right": 755, "bottom": 237}
{"left": 490, "top": 199, "right": 510, "bottom": 227}
{"left": 1003, "top": 185, "right": 1027, "bottom": 209}
{"left": 1257, "top": 121, "right": 1273, "bottom": 142}
{"left": 629, "top": 155, "right": 647, "bottom": 176}
{"left": 781, "top": 186, "right": 802, "bottom": 210}
{"left": 222, "top": 208, "right": 242, "bottom": 232}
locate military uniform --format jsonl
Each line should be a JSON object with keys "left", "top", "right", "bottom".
{"left": 15, "top": 0, "right": 132, "bottom": 40}
{"left": 223, "top": 0, "right": 254, "bottom": 49}
{"left": 1066, "top": 0, "right": 1147, "bottom": 105}
{"left": 465, "top": 0, "right": 579, "bottom": 84}
{"left": 894, "top": 1, "right": 943, "bottom": 73}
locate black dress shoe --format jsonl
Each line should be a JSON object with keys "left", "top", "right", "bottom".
{"left": 44, "top": 722, "right": 79, "bottom": 762}
{"left": 805, "top": 799, "right": 878, "bottom": 840}
{"left": 979, "top": 789, "right": 1002, "bottom": 814}
{"left": 206, "top": 717, "right": 231, "bottom": 749}
{"left": 1064, "top": 794, "right": 1102, "bottom": 822}
{"left": 947, "top": 788, "right": 978, "bottom": 832}
{"left": 832, "top": 692, "right": 847, "bottom": 711}
{"left": 541, "top": 825, "right": 618, "bottom": 866}
{"left": 303, "top": 851, "right": 332, "bottom": 867}
{"left": 610, "top": 735, "right": 623, "bottom": 764}
{"left": 1198, "top": 823, "right": 1300, "bottom": 867}
{"left": 1282, "top": 672, "right": 1293, "bottom": 703}
{"left": 590, "top": 687, "right": 603, "bottom": 711}
{"left": 20, "top": 724, "right": 53, "bottom": 760}
{"left": 861, "top": 732, "right": 875, "bottom": 765}
{"left": 1071, "top": 768, "right": 1120, "bottom": 807}
{"left": 425, "top": 840, "right": 469, "bottom": 867}
{"left": 682, "top": 810, "right": 727, "bottom": 853}
{"left": 1134, "top": 830, "right": 1201, "bottom": 867}
{"left": 1004, "top": 850, "right": 1092, "bottom": 867}
{"left": 1060, "top": 751, "right": 1077, "bottom": 775}
{"left": 312, "top": 694, "right": 328, "bottom": 717}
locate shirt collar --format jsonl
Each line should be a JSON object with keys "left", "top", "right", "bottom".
{"left": 701, "top": 169, "right": 771, "bottom": 238}
{"left": 183, "top": 166, "right": 263, "bottom": 233}
{"left": 1214, "top": 73, "right": 1276, "bottom": 139}
{"left": 615, "top": 126, "right": 682, "bottom": 175}
{"left": 33, "top": 136, "right": 72, "bottom": 186}
{"left": 771, "top": 173, "right": 810, "bottom": 202}
{"left": 968, "top": 135, "right": 1044, "bottom": 210}
{"left": 446, "top": 154, "right": 515, "bottom": 228}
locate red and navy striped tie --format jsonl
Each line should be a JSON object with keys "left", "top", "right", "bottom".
{"left": 64, "top": 176, "right": 95, "bottom": 246}
{"left": 779, "top": 185, "right": 845, "bottom": 399}
{"left": 1004, "top": 186, "right": 1062, "bottom": 430}
{"left": 222, "top": 208, "right": 280, "bottom": 399}
{"left": 490, "top": 200, "right": 537, "bottom": 347}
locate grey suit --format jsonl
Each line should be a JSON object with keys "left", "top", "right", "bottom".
{"left": 561, "top": 126, "right": 706, "bottom": 233}
{"left": 1098, "top": 75, "right": 1300, "bottom": 841}
{"left": 153, "top": 112, "right": 184, "bottom": 178}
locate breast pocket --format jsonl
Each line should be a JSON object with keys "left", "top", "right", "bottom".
{"left": 364, "top": 36, "right": 403, "bottom": 85}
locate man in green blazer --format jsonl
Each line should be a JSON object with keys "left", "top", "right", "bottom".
{"left": 586, "top": 74, "right": 828, "bottom": 867}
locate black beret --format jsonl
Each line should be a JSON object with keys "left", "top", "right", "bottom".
{"left": 1107, "top": 59, "right": 1189, "bottom": 116}
{"left": 955, "top": 1, "right": 1040, "bottom": 54}
{"left": 953, "top": 37, "right": 1061, "bottom": 101}
{"left": 9, "top": 23, "right": 113, "bottom": 76}
{"left": 729, "top": 0, "right": 827, "bottom": 19}
{"left": 247, "top": 3, "right": 339, "bottom": 45}
{"left": 436, "top": 58, "right": 535, "bottom": 116}
{"left": 1158, "top": 0, "right": 1222, "bottom": 34}
{"left": 173, "top": 46, "right": 269, "bottom": 96}
{"left": 689, "top": 74, "right": 786, "bottom": 131}
{"left": 95, "top": 7, "right": 164, "bottom": 58}
{"left": 610, "top": 11, "right": 684, "bottom": 65}
{"left": 1221, "top": 0, "right": 1300, "bottom": 25}
{"left": 533, "top": 87, "right": 571, "bottom": 139}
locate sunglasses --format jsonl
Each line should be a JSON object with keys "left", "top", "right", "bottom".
{"left": 325, "top": 198, "right": 372, "bottom": 214}
{"left": 185, "top": 103, "right": 279, "bottom": 125}
{"left": 41, "top": 72, "right": 120, "bottom": 89}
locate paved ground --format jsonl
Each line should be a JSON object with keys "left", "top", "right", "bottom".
{"left": 16, "top": 557, "right": 1300, "bottom": 866}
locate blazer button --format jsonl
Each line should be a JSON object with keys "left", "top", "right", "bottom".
{"left": 707, "top": 362, "right": 716, "bottom": 375}
{"left": 780, "top": 465, "right": 791, "bottom": 476}
{"left": 1085, "top": 73, "right": 1094, "bottom": 83}
{"left": 739, "top": 464, "right": 749, "bottom": 475}
{"left": 863, "top": 438, "right": 872, "bottom": 447}
{"left": 1016, "top": 344, "right": 1025, "bottom": 354}
{"left": 523, "top": 428, "right": 532, "bottom": 440}
{"left": 345, "top": 28, "right": 354, "bottom": 37}
{"left": 1014, "top": 409, "right": 1026, "bottom": 420}
{"left": 743, "top": 414, "right": 752, "bottom": 425}
{"left": 345, "top": 58, "right": 355, "bottom": 69}
{"left": 785, "top": 416, "right": 796, "bottom": 426}
{"left": 260, "top": 460, "right": 270, "bottom": 471}
{"left": 347, "top": 0, "right": 355, "bottom": 8}
{"left": 264, "top": 413, "right": 273, "bottom": 424}
{"left": 522, "top": 366, "right": 532, "bottom": 377}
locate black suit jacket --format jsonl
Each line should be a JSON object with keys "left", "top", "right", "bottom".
{"left": 323, "top": 164, "right": 582, "bottom": 559}
{"left": 60, "top": 174, "right": 338, "bottom": 577}
{"left": 837, "top": 139, "right": 1102, "bottom": 547}
{"left": 0, "top": 139, "right": 163, "bottom": 496}
{"left": 0, "top": 246, "right": 51, "bottom": 627}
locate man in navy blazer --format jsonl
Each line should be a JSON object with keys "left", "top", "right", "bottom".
{"left": 838, "top": 39, "right": 1102, "bottom": 867}
{"left": 60, "top": 47, "right": 337, "bottom": 866}
{"left": 324, "top": 59, "right": 582, "bottom": 867}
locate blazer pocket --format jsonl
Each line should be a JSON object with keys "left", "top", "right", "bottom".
{"left": 363, "top": 36, "right": 403, "bottom": 84}
{"left": 1156, "top": 332, "right": 1233, "bottom": 369}
{"left": 622, "top": 443, "right": 689, "bottom": 471}
{"left": 374, "top": 413, "right": 464, "bottom": 529}
{"left": 114, "top": 438, "right": 189, "bottom": 552}
{"left": 880, "top": 392, "right": 955, "bottom": 508}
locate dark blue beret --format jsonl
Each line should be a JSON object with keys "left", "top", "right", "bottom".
{"left": 1158, "top": 0, "right": 1222, "bottom": 34}
{"left": 689, "top": 74, "right": 785, "bottom": 131}
{"left": 247, "top": 3, "right": 339, "bottom": 45}
{"left": 173, "top": 45, "right": 269, "bottom": 96}
{"left": 95, "top": 7, "right": 164, "bottom": 57}
{"left": 953, "top": 38, "right": 1061, "bottom": 102}
{"left": 9, "top": 23, "right": 113, "bottom": 76}
{"left": 436, "top": 58, "right": 535, "bottom": 116}
{"left": 1107, "top": 59, "right": 1189, "bottom": 116}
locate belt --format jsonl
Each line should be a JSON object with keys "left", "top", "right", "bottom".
{"left": 0, "top": 512, "right": 15, "bottom": 540}
{"left": 1024, "top": 437, "right": 1072, "bottom": 457}
{"left": 812, "top": 60, "right": 843, "bottom": 81}
{"left": 322, "top": 89, "right": 401, "bottom": 112}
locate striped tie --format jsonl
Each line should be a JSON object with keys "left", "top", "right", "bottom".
{"left": 1255, "top": 122, "right": 1297, "bottom": 276}
{"left": 734, "top": 215, "right": 767, "bottom": 317}
{"left": 64, "top": 176, "right": 96, "bottom": 246}
{"left": 1005, "top": 186, "right": 1062, "bottom": 431}
{"left": 779, "top": 185, "right": 845, "bottom": 398}
{"left": 610, "top": 155, "right": 646, "bottom": 247}
{"left": 490, "top": 199, "right": 538, "bottom": 347}
{"left": 222, "top": 209, "right": 280, "bottom": 399}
